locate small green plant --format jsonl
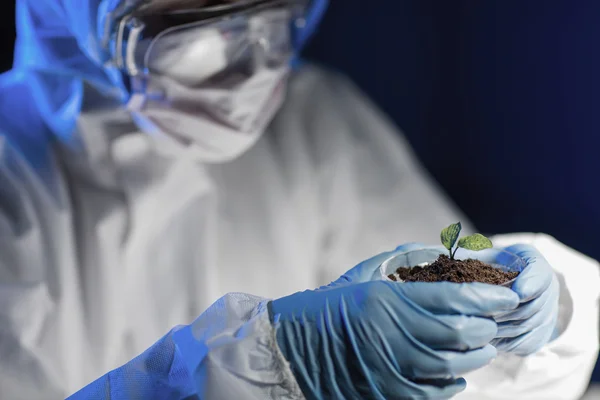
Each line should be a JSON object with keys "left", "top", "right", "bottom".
{"left": 441, "top": 222, "right": 493, "bottom": 260}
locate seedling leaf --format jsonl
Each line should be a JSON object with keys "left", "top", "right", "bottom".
{"left": 441, "top": 222, "right": 462, "bottom": 251}
{"left": 457, "top": 234, "right": 493, "bottom": 251}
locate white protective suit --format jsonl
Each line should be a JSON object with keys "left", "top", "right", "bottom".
{"left": 1, "top": 0, "right": 599, "bottom": 399}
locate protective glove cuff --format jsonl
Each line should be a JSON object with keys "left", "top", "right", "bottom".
{"left": 172, "top": 294, "right": 305, "bottom": 399}
{"left": 267, "top": 300, "right": 279, "bottom": 324}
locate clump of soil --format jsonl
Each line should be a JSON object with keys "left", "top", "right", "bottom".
{"left": 388, "top": 255, "right": 519, "bottom": 285}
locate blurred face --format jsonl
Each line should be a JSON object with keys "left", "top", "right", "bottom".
{"left": 112, "top": 0, "right": 308, "bottom": 161}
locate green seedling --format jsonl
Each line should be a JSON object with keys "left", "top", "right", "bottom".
{"left": 441, "top": 222, "right": 493, "bottom": 260}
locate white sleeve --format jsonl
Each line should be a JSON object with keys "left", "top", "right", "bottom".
{"left": 68, "top": 293, "right": 305, "bottom": 400}
{"left": 172, "top": 294, "right": 304, "bottom": 400}
{"left": 459, "top": 233, "right": 600, "bottom": 400}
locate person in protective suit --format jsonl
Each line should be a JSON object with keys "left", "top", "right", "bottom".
{"left": 0, "top": 0, "right": 598, "bottom": 399}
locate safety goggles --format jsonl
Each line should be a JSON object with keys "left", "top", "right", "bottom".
{"left": 102, "top": 0, "right": 320, "bottom": 78}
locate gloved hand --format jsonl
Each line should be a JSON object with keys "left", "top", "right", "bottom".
{"left": 492, "top": 244, "right": 560, "bottom": 356}
{"left": 334, "top": 242, "right": 559, "bottom": 357}
{"left": 339, "top": 242, "right": 560, "bottom": 356}
{"left": 269, "top": 247, "right": 520, "bottom": 399}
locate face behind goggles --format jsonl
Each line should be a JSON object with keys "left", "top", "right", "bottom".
{"left": 102, "top": 0, "right": 315, "bottom": 79}
{"left": 97, "top": 0, "right": 326, "bottom": 163}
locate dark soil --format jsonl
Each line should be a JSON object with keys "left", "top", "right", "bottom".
{"left": 388, "top": 255, "right": 519, "bottom": 285}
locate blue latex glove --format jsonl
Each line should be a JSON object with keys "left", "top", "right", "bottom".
{"left": 492, "top": 244, "right": 560, "bottom": 356}
{"left": 334, "top": 242, "right": 559, "bottom": 357}
{"left": 270, "top": 245, "right": 520, "bottom": 399}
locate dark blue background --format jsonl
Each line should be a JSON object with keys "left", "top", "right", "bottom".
{"left": 2, "top": 0, "right": 599, "bottom": 383}
{"left": 305, "top": 1, "right": 599, "bottom": 263}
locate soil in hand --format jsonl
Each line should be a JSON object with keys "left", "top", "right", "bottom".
{"left": 388, "top": 255, "right": 519, "bottom": 285}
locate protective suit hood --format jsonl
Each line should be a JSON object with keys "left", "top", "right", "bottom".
{"left": 11, "top": 0, "right": 127, "bottom": 145}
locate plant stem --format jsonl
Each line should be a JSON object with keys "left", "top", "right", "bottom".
{"left": 451, "top": 247, "right": 458, "bottom": 260}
